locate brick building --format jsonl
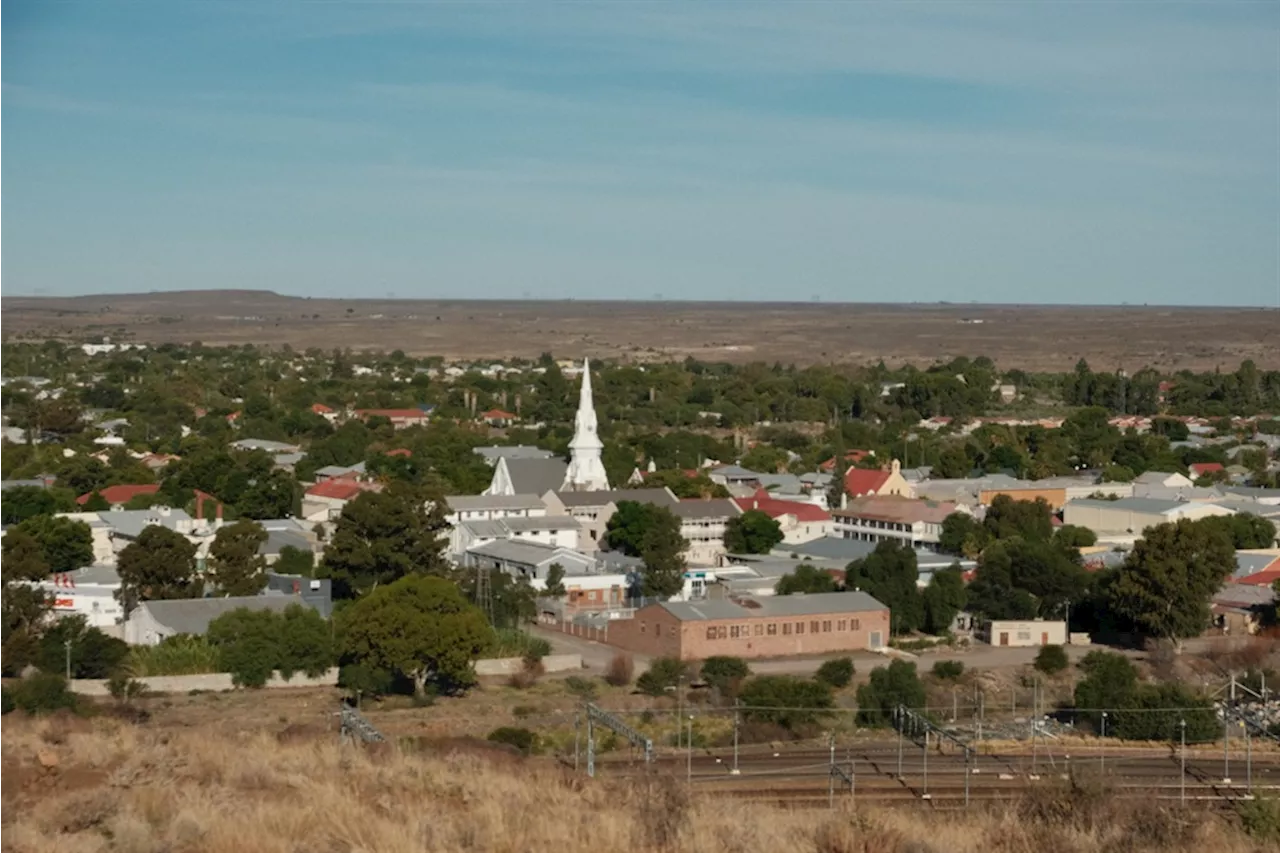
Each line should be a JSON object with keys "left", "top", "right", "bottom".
{"left": 605, "top": 592, "right": 889, "bottom": 660}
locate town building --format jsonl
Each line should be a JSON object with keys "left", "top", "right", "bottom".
{"left": 831, "top": 495, "right": 963, "bottom": 551}
{"left": 1061, "top": 497, "right": 1235, "bottom": 540}
{"left": 450, "top": 514, "right": 582, "bottom": 559}
{"left": 542, "top": 488, "right": 678, "bottom": 551}
{"left": 842, "top": 459, "right": 915, "bottom": 503}
{"left": 604, "top": 592, "right": 890, "bottom": 660}
{"left": 732, "top": 490, "right": 833, "bottom": 544}
{"left": 124, "top": 594, "right": 320, "bottom": 646}
{"left": 671, "top": 498, "right": 743, "bottom": 565}
{"left": 301, "top": 478, "right": 382, "bottom": 522}
{"left": 445, "top": 494, "right": 549, "bottom": 523}
{"left": 561, "top": 358, "right": 610, "bottom": 492}
{"left": 979, "top": 619, "right": 1067, "bottom": 647}
{"left": 483, "top": 455, "right": 568, "bottom": 497}
{"left": 473, "top": 445, "right": 555, "bottom": 467}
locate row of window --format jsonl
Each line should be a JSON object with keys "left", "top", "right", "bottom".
{"left": 704, "top": 618, "right": 863, "bottom": 640}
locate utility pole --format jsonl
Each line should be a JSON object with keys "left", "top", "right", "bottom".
{"left": 828, "top": 734, "right": 836, "bottom": 809}
{"left": 686, "top": 715, "right": 693, "bottom": 785}
{"left": 64, "top": 639, "right": 72, "bottom": 680}
{"left": 732, "top": 699, "right": 740, "bottom": 775}
{"left": 1100, "top": 712, "right": 1108, "bottom": 776}
{"left": 574, "top": 711, "right": 581, "bottom": 773}
{"left": 1179, "top": 719, "right": 1187, "bottom": 808}
{"left": 922, "top": 729, "right": 930, "bottom": 800}
{"left": 896, "top": 708, "right": 904, "bottom": 780}
{"left": 964, "top": 747, "right": 971, "bottom": 807}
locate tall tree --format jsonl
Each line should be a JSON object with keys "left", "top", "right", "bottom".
{"left": 1105, "top": 518, "right": 1235, "bottom": 642}
{"left": 939, "top": 512, "right": 988, "bottom": 557}
{"left": 544, "top": 563, "right": 567, "bottom": 597}
{"left": 724, "top": 509, "right": 784, "bottom": 554}
{"left": 921, "top": 565, "right": 968, "bottom": 634}
{"left": 319, "top": 482, "right": 450, "bottom": 598}
{"left": 983, "top": 495, "right": 1054, "bottom": 542}
{"left": 1, "top": 529, "right": 52, "bottom": 676}
{"left": 0, "top": 485, "right": 75, "bottom": 525}
{"left": 639, "top": 506, "right": 688, "bottom": 598}
{"left": 12, "top": 516, "right": 94, "bottom": 574}
{"left": 115, "top": 525, "right": 200, "bottom": 616}
{"left": 775, "top": 563, "right": 838, "bottom": 595}
{"left": 604, "top": 500, "right": 657, "bottom": 556}
{"left": 845, "top": 542, "right": 923, "bottom": 635}
{"left": 338, "top": 574, "right": 491, "bottom": 696}
{"left": 207, "top": 519, "right": 269, "bottom": 596}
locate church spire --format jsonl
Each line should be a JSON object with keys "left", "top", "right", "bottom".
{"left": 562, "top": 358, "right": 610, "bottom": 492}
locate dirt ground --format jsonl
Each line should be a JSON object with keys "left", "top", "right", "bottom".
{"left": 4, "top": 290, "right": 1277, "bottom": 370}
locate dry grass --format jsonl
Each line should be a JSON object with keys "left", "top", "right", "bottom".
{"left": 2, "top": 712, "right": 1269, "bottom": 853}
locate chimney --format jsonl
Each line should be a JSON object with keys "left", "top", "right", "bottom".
{"left": 195, "top": 494, "right": 204, "bottom": 521}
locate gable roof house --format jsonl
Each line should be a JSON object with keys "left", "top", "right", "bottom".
{"left": 1062, "top": 497, "right": 1236, "bottom": 543}
{"left": 124, "top": 593, "right": 320, "bottom": 646}
{"left": 484, "top": 456, "right": 569, "bottom": 497}
{"left": 301, "top": 478, "right": 383, "bottom": 522}
{"left": 831, "top": 495, "right": 962, "bottom": 551}
{"left": 733, "top": 490, "right": 833, "bottom": 545}
{"left": 670, "top": 498, "right": 743, "bottom": 566}
{"left": 840, "top": 459, "right": 914, "bottom": 506}
{"left": 473, "top": 445, "right": 554, "bottom": 467}
{"left": 541, "top": 488, "right": 679, "bottom": 552}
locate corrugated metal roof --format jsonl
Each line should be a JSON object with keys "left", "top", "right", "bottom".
{"left": 446, "top": 494, "right": 547, "bottom": 511}
{"left": 657, "top": 590, "right": 887, "bottom": 621}
{"left": 553, "top": 488, "right": 677, "bottom": 507}
{"left": 143, "top": 595, "right": 312, "bottom": 636}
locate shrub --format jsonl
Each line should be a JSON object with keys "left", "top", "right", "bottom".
{"left": 738, "top": 676, "right": 834, "bottom": 732}
{"left": 106, "top": 672, "right": 149, "bottom": 703}
{"left": 636, "top": 657, "right": 691, "bottom": 697}
{"left": 1238, "top": 796, "right": 1280, "bottom": 843}
{"left": 1, "top": 688, "right": 13, "bottom": 715}
{"left": 931, "top": 660, "right": 964, "bottom": 681}
{"left": 337, "top": 662, "right": 394, "bottom": 698}
{"left": 37, "top": 616, "right": 129, "bottom": 679}
{"left": 1034, "top": 644, "right": 1069, "bottom": 675}
{"left": 699, "top": 656, "right": 751, "bottom": 697}
{"left": 207, "top": 608, "right": 281, "bottom": 688}
{"left": 127, "top": 634, "right": 222, "bottom": 676}
{"left": 564, "top": 675, "right": 598, "bottom": 701}
{"left": 604, "top": 653, "right": 634, "bottom": 687}
{"left": 815, "top": 657, "right": 855, "bottom": 689}
{"left": 8, "top": 673, "right": 79, "bottom": 715}
{"left": 487, "top": 726, "right": 537, "bottom": 755}
{"left": 855, "top": 660, "right": 926, "bottom": 727}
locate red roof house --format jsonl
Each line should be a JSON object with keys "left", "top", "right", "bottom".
{"left": 385, "top": 448, "right": 413, "bottom": 458}
{"left": 843, "top": 468, "right": 891, "bottom": 498}
{"left": 819, "top": 450, "right": 872, "bottom": 472}
{"left": 77, "top": 484, "right": 160, "bottom": 506}
{"left": 1190, "top": 462, "right": 1225, "bottom": 477}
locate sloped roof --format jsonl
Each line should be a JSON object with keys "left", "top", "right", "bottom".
{"left": 733, "top": 492, "right": 831, "bottom": 523}
{"left": 142, "top": 594, "right": 313, "bottom": 635}
{"left": 844, "top": 468, "right": 891, "bottom": 497}
{"left": 553, "top": 488, "right": 677, "bottom": 508}
{"left": 833, "top": 495, "right": 958, "bottom": 525}
{"left": 446, "top": 494, "right": 547, "bottom": 512}
{"left": 657, "top": 590, "right": 886, "bottom": 621}
{"left": 669, "top": 499, "right": 741, "bottom": 519}
{"left": 77, "top": 484, "right": 160, "bottom": 505}
{"left": 504, "top": 458, "right": 569, "bottom": 495}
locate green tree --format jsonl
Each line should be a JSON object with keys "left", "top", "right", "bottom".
{"left": 1072, "top": 650, "right": 1138, "bottom": 732}
{"left": 700, "top": 656, "right": 750, "bottom": 697}
{"left": 274, "top": 545, "right": 316, "bottom": 577}
{"left": 739, "top": 675, "right": 834, "bottom": 732}
{"left": 207, "top": 519, "right": 269, "bottom": 596}
{"left": 1113, "top": 683, "right": 1219, "bottom": 743}
{"left": 775, "top": 563, "right": 838, "bottom": 595}
{"left": 236, "top": 469, "right": 298, "bottom": 520}
{"left": 338, "top": 574, "right": 491, "bottom": 696}
{"left": 723, "top": 509, "right": 784, "bottom": 554}
{"left": 207, "top": 607, "right": 282, "bottom": 688}
{"left": 1054, "top": 524, "right": 1098, "bottom": 549}
{"left": 921, "top": 565, "right": 968, "bottom": 634}
{"left": 1034, "top": 644, "right": 1069, "bottom": 675}
{"left": 1, "top": 529, "right": 52, "bottom": 676}
{"left": 278, "top": 603, "right": 333, "bottom": 679}
{"left": 604, "top": 500, "right": 657, "bottom": 556}
{"left": 543, "top": 563, "right": 567, "bottom": 598}
{"left": 638, "top": 507, "right": 688, "bottom": 598}
{"left": 933, "top": 444, "right": 971, "bottom": 479}
{"left": 36, "top": 615, "right": 129, "bottom": 679}
{"left": 983, "top": 495, "right": 1054, "bottom": 542}
{"left": 319, "top": 482, "right": 450, "bottom": 598}
{"left": 939, "top": 512, "right": 988, "bottom": 557}
{"left": 115, "top": 525, "right": 200, "bottom": 616}
{"left": 855, "top": 660, "right": 927, "bottom": 726}
{"left": 845, "top": 542, "right": 922, "bottom": 635}
{"left": 815, "top": 657, "right": 855, "bottom": 689}
{"left": 636, "top": 657, "right": 692, "bottom": 697}
{"left": 0, "top": 485, "right": 75, "bottom": 525}
{"left": 1105, "top": 518, "right": 1235, "bottom": 642}
{"left": 81, "top": 490, "right": 111, "bottom": 512}
{"left": 1202, "top": 514, "right": 1277, "bottom": 550}
{"left": 12, "top": 515, "right": 94, "bottom": 574}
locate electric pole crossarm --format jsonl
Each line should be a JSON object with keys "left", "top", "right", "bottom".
{"left": 585, "top": 703, "right": 655, "bottom": 762}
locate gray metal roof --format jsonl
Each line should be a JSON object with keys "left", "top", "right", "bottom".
{"left": 594, "top": 551, "right": 645, "bottom": 573}
{"left": 553, "top": 488, "right": 677, "bottom": 508}
{"left": 230, "top": 439, "right": 300, "bottom": 453}
{"left": 1066, "top": 497, "right": 1205, "bottom": 515}
{"left": 776, "top": 536, "right": 877, "bottom": 562}
{"left": 260, "top": 529, "right": 313, "bottom": 556}
{"left": 503, "top": 515, "right": 581, "bottom": 532}
{"left": 658, "top": 590, "right": 886, "bottom": 621}
{"left": 709, "top": 465, "right": 762, "bottom": 479}
{"left": 473, "top": 445, "right": 554, "bottom": 463}
{"left": 504, "top": 458, "right": 569, "bottom": 495}
{"left": 466, "top": 539, "right": 584, "bottom": 567}
{"left": 47, "top": 564, "right": 121, "bottom": 585}
{"left": 1, "top": 479, "right": 52, "bottom": 491}
{"left": 446, "top": 494, "right": 547, "bottom": 512}
{"left": 142, "top": 594, "right": 314, "bottom": 635}
{"left": 99, "top": 508, "right": 194, "bottom": 538}
{"left": 460, "top": 519, "right": 511, "bottom": 538}
{"left": 668, "top": 499, "right": 741, "bottom": 519}
{"left": 1234, "top": 552, "right": 1279, "bottom": 578}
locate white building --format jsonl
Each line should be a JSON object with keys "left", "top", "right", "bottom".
{"left": 449, "top": 515, "right": 582, "bottom": 560}
{"left": 1062, "top": 497, "right": 1236, "bottom": 541}
{"left": 445, "top": 494, "right": 548, "bottom": 524}
{"left": 831, "top": 496, "right": 964, "bottom": 551}
{"left": 670, "top": 499, "right": 743, "bottom": 566}
{"left": 35, "top": 565, "right": 125, "bottom": 634}
{"left": 980, "top": 619, "right": 1068, "bottom": 648}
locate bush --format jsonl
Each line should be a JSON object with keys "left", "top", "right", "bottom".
{"left": 1237, "top": 796, "right": 1280, "bottom": 843}
{"left": 931, "top": 660, "right": 964, "bottom": 681}
{"left": 127, "top": 634, "right": 222, "bottom": 676}
{"left": 487, "top": 726, "right": 537, "bottom": 755}
{"left": 207, "top": 608, "right": 281, "bottom": 688}
{"left": 1, "top": 688, "right": 13, "bottom": 715}
{"left": 564, "top": 675, "right": 598, "bottom": 701}
{"left": 738, "top": 676, "right": 834, "bottom": 732}
{"left": 1035, "top": 644, "right": 1069, "bottom": 675}
{"left": 604, "top": 653, "right": 634, "bottom": 687}
{"left": 8, "top": 673, "right": 79, "bottom": 715}
{"left": 337, "top": 662, "right": 394, "bottom": 698}
{"left": 815, "top": 657, "right": 855, "bottom": 689}
{"left": 106, "top": 672, "right": 148, "bottom": 703}
{"left": 699, "top": 656, "right": 751, "bottom": 697}
{"left": 37, "top": 616, "right": 129, "bottom": 679}
{"left": 487, "top": 628, "right": 552, "bottom": 660}
{"left": 636, "top": 657, "right": 691, "bottom": 697}
{"left": 855, "top": 660, "right": 926, "bottom": 727}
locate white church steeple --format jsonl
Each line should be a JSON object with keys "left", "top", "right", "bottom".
{"left": 562, "top": 358, "right": 610, "bottom": 492}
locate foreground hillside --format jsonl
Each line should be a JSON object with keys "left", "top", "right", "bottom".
{"left": 2, "top": 713, "right": 1274, "bottom": 853}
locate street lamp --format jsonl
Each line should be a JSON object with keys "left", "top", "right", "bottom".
{"left": 64, "top": 638, "right": 73, "bottom": 680}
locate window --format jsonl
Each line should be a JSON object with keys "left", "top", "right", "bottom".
{"left": 706, "top": 627, "right": 716, "bottom": 640}
{"left": 811, "top": 621, "right": 820, "bottom": 634}
{"left": 822, "top": 620, "right": 832, "bottom": 633}
{"left": 640, "top": 622, "right": 646, "bottom": 634}
{"left": 767, "top": 623, "right": 777, "bottom": 636}
{"left": 730, "top": 626, "right": 740, "bottom": 639}
{"left": 852, "top": 618, "right": 861, "bottom": 631}
{"left": 1017, "top": 631, "right": 1031, "bottom": 641}
{"left": 754, "top": 624, "right": 763, "bottom": 637}
{"left": 838, "top": 620, "right": 847, "bottom": 631}
{"left": 783, "top": 623, "right": 792, "bottom": 636}
{"left": 716, "top": 626, "right": 728, "bottom": 639}
{"left": 655, "top": 624, "right": 662, "bottom": 637}
{"left": 796, "top": 622, "right": 805, "bottom": 635}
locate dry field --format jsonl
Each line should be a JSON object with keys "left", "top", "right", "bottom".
{"left": 4, "top": 290, "right": 1278, "bottom": 371}
{"left": 3, "top": 707, "right": 1276, "bottom": 853}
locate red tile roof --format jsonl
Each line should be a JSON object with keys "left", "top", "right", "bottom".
{"left": 385, "top": 448, "right": 412, "bottom": 457}
{"left": 481, "top": 409, "right": 517, "bottom": 420}
{"left": 305, "top": 479, "right": 379, "bottom": 501}
{"left": 77, "top": 484, "right": 159, "bottom": 505}
{"left": 1190, "top": 462, "right": 1225, "bottom": 476}
{"left": 844, "top": 467, "right": 891, "bottom": 497}
{"left": 819, "top": 450, "right": 872, "bottom": 472}
{"left": 733, "top": 491, "right": 831, "bottom": 523}
{"left": 311, "top": 403, "right": 334, "bottom": 414}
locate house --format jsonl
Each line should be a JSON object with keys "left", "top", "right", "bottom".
{"left": 819, "top": 450, "right": 873, "bottom": 472}
{"left": 979, "top": 619, "right": 1067, "bottom": 647}
{"left": 265, "top": 573, "right": 332, "bottom": 619}
{"left": 1062, "top": 497, "right": 1236, "bottom": 540}
{"left": 34, "top": 565, "right": 125, "bottom": 633}
{"left": 229, "top": 438, "right": 301, "bottom": 455}
{"left": 124, "top": 594, "right": 320, "bottom": 646}
{"left": 707, "top": 465, "right": 766, "bottom": 487}
{"left": 732, "top": 490, "right": 833, "bottom": 544}
{"left": 449, "top": 515, "right": 582, "bottom": 559}
{"left": 445, "top": 494, "right": 548, "bottom": 523}
{"left": 1190, "top": 462, "right": 1226, "bottom": 479}
{"left": 310, "top": 403, "right": 338, "bottom": 421}
{"left": 314, "top": 462, "right": 367, "bottom": 482}
{"left": 842, "top": 459, "right": 914, "bottom": 503}
{"left": 831, "top": 496, "right": 964, "bottom": 551}
{"left": 670, "top": 499, "right": 743, "bottom": 566}
{"left": 76, "top": 484, "right": 161, "bottom": 509}
{"left": 301, "top": 478, "right": 382, "bottom": 522}
{"left": 483, "top": 456, "right": 568, "bottom": 497}
{"left": 603, "top": 592, "right": 891, "bottom": 661}
{"left": 1210, "top": 584, "right": 1276, "bottom": 636}
{"left": 1132, "top": 471, "right": 1194, "bottom": 489}
{"left": 354, "top": 408, "right": 432, "bottom": 429}
{"left": 256, "top": 519, "right": 320, "bottom": 564}
{"left": 473, "top": 445, "right": 554, "bottom": 467}
{"left": 542, "top": 488, "right": 679, "bottom": 551}
{"left": 481, "top": 408, "right": 518, "bottom": 428}
{"left": 462, "top": 540, "right": 596, "bottom": 587}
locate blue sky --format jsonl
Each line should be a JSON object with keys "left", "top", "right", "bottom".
{"left": 4, "top": 1, "right": 1278, "bottom": 305}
